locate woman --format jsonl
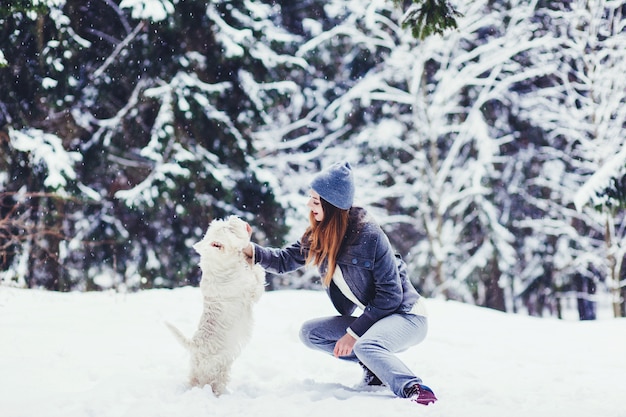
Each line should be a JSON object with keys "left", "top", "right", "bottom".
{"left": 243, "top": 162, "right": 437, "bottom": 405}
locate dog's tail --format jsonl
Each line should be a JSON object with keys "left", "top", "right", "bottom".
{"left": 165, "top": 321, "right": 194, "bottom": 351}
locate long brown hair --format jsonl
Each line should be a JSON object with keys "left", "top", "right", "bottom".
{"left": 303, "top": 198, "right": 349, "bottom": 287}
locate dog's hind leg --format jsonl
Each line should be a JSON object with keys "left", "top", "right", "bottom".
{"left": 210, "top": 369, "right": 230, "bottom": 397}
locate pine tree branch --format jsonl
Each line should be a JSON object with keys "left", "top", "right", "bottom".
{"left": 391, "top": 0, "right": 462, "bottom": 39}
{"left": 91, "top": 21, "right": 146, "bottom": 81}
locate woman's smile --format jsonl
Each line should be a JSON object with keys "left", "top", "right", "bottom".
{"left": 307, "top": 190, "right": 324, "bottom": 222}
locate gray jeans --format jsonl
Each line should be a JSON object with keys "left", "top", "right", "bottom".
{"left": 299, "top": 313, "right": 428, "bottom": 398}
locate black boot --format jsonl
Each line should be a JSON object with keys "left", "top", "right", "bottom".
{"left": 359, "top": 362, "right": 385, "bottom": 387}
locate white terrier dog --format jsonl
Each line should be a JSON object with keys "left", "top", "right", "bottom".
{"left": 166, "top": 216, "right": 265, "bottom": 396}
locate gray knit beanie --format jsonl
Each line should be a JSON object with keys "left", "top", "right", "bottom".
{"left": 310, "top": 162, "right": 354, "bottom": 210}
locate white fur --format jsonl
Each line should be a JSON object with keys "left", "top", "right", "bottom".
{"left": 166, "top": 216, "right": 265, "bottom": 396}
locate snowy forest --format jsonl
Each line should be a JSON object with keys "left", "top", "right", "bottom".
{"left": 1, "top": 0, "right": 625, "bottom": 320}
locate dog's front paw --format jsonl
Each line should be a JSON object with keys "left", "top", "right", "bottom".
{"left": 247, "top": 284, "right": 264, "bottom": 302}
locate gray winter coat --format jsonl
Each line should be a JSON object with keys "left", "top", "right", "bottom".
{"left": 252, "top": 207, "right": 420, "bottom": 337}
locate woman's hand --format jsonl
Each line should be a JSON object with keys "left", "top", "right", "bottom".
{"left": 242, "top": 222, "right": 254, "bottom": 265}
{"left": 242, "top": 243, "right": 254, "bottom": 265}
{"left": 333, "top": 333, "right": 356, "bottom": 358}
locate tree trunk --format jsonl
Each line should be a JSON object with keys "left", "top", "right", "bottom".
{"left": 605, "top": 215, "right": 622, "bottom": 318}
{"left": 575, "top": 273, "right": 597, "bottom": 320}
{"left": 484, "top": 256, "right": 506, "bottom": 312}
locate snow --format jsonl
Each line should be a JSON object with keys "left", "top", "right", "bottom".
{"left": 573, "top": 143, "right": 626, "bottom": 211}
{"left": 0, "top": 287, "right": 624, "bottom": 417}
{"left": 119, "top": 0, "right": 174, "bottom": 22}
{"left": 42, "top": 77, "right": 58, "bottom": 89}
{"left": 9, "top": 128, "right": 81, "bottom": 190}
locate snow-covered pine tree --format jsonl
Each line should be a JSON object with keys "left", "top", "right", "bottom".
{"left": 1, "top": 0, "right": 293, "bottom": 290}
{"left": 516, "top": 0, "right": 626, "bottom": 317}
{"left": 282, "top": 0, "right": 540, "bottom": 311}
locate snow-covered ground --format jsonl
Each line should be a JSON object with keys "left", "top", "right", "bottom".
{"left": 0, "top": 286, "right": 624, "bottom": 417}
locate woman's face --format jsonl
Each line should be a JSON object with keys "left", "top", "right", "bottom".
{"left": 307, "top": 190, "right": 324, "bottom": 222}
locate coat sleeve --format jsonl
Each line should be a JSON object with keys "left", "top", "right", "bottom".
{"left": 253, "top": 240, "right": 307, "bottom": 274}
{"left": 347, "top": 231, "right": 404, "bottom": 337}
